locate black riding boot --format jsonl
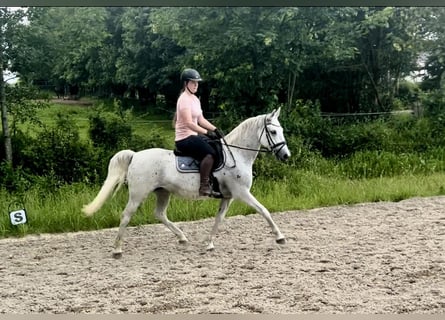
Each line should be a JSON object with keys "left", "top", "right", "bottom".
{"left": 199, "top": 155, "right": 220, "bottom": 197}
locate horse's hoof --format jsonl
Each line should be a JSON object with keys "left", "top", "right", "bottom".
{"left": 276, "top": 238, "right": 286, "bottom": 245}
{"left": 112, "top": 252, "right": 123, "bottom": 259}
{"left": 178, "top": 239, "right": 188, "bottom": 245}
{"left": 206, "top": 243, "right": 215, "bottom": 251}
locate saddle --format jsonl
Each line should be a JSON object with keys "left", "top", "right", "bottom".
{"left": 174, "top": 138, "right": 225, "bottom": 173}
{"left": 174, "top": 138, "right": 225, "bottom": 198}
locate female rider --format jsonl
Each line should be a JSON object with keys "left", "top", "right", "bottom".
{"left": 174, "top": 68, "right": 223, "bottom": 197}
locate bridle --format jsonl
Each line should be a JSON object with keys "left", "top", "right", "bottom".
{"left": 261, "top": 118, "right": 287, "bottom": 156}
{"left": 221, "top": 116, "right": 288, "bottom": 167}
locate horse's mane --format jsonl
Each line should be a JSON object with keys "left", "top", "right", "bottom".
{"left": 226, "top": 114, "right": 265, "bottom": 144}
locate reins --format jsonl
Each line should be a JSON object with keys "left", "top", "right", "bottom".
{"left": 222, "top": 142, "right": 271, "bottom": 153}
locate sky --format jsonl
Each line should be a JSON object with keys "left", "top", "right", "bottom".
{"left": 4, "top": 71, "right": 19, "bottom": 85}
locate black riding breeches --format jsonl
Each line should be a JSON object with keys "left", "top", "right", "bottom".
{"left": 175, "top": 135, "right": 216, "bottom": 161}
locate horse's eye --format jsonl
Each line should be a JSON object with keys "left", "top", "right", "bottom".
{"left": 271, "top": 130, "right": 277, "bottom": 135}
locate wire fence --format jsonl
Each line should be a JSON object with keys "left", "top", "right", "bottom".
{"left": 320, "top": 110, "right": 414, "bottom": 117}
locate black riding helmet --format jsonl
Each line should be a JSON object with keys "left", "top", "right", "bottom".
{"left": 180, "top": 68, "right": 202, "bottom": 83}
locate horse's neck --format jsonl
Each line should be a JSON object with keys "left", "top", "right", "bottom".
{"left": 226, "top": 115, "right": 263, "bottom": 163}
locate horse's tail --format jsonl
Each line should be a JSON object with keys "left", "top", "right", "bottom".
{"left": 82, "top": 149, "right": 135, "bottom": 217}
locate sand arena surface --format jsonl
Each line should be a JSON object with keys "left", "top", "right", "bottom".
{"left": 0, "top": 196, "right": 444, "bottom": 314}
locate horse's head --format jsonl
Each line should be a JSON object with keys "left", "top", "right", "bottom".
{"left": 260, "top": 107, "right": 291, "bottom": 161}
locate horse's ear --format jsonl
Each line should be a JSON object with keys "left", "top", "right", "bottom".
{"left": 266, "top": 109, "right": 275, "bottom": 123}
{"left": 269, "top": 107, "right": 281, "bottom": 119}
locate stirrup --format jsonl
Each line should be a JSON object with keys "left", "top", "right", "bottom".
{"left": 199, "top": 185, "right": 222, "bottom": 198}
{"left": 199, "top": 183, "right": 211, "bottom": 196}
{"left": 209, "top": 190, "right": 223, "bottom": 198}
{"left": 202, "top": 190, "right": 223, "bottom": 198}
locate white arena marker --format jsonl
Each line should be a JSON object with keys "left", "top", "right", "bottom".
{"left": 9, "top": 209, "right": 27, "bottom": 226}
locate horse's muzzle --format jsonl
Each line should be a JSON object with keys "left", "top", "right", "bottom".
{"left": 275, "top": 146, "right": 291, "bottom": 161}
{"left": 281, "top": 152, "right": 290, "bottom": 161}
{"left": 277, "top": 152, "right": 290, "bottom": 161}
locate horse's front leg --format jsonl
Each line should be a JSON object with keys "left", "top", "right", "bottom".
{"left": 238, "top": 191, "right": 285, "bottom": 244}
{"left": 207, "top": 198, "right": 233, "bottom": 251}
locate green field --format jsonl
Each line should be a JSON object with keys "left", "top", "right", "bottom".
{"left": 17, "top": 100, "right": 175, "bottom": 145}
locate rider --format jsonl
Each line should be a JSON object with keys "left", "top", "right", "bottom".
{"left": 174, "top": 68, "right": 224, "bottom": 197}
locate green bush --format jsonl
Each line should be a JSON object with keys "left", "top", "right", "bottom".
{"left": 0, "top": 161, "right": 32, "bottom": 193}
{"left": 421, "top": 89, "right": 445, "bottom": 118}
{"left": 280, "top": 100, "right": 332, "bottom": 153}
{"left": 279, "top": 97, "right": 445, "bottom": 158}
{"left": 89, "top": 112, "right": 132, "bottom": 150}
{"left": 18, "top": 113, "right": 98, "bottom": 185}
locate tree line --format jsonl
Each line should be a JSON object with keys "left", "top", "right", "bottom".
{"left": 3, "top": 7, "right": 444, "bottom": 113}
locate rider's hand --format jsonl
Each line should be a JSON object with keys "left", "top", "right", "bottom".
{"left": 214, "top": 128, "right": 224, "bottom": 139}
{"left": 205, "top": 130, "right": 218, "bottom": 140}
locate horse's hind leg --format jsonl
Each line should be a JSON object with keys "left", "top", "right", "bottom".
{"left": 207, "top": 198, "right": 233, "bottom": 251}
{"left": 238, "top": 190, "right": 285, "bottom": 244}
{"left": 154, "top": 188, "right": 188, "bottom": 243}
{"left": 113, "top": 199, "right": 141, "bottom": 259}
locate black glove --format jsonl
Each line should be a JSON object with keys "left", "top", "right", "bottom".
{"left": 214, "top": 128, "right": 225, "bottom": 139}
{"left": 205, "top": 130, "right": 218, "bottom": 140}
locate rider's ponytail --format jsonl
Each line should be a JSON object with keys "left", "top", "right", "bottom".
{"left": 172, "top": 111, "right": 177, "bottom": 128}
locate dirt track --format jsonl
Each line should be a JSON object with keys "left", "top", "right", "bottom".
{"left": 0, "top": 196, "right": 444, "bottom": 314}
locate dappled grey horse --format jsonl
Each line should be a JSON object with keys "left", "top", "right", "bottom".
{"left": 82, "top": 108, "right": 291, "bottom": 258}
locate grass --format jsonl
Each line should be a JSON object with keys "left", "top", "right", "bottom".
{"left": 2, "top": 169, "right": 445, "bottom": 238}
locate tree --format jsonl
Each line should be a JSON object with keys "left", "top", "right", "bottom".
{"left": 151, "top": 7, "right": 291, "bottom": 115}
{"left": 295, "top": 7, "right": 428, "bottom": 113}
{"left": 1, "top": 7, "right": 27, "bottom": 164}
{"left": 116, "top": 7, "right": 184, "bottom": 106}
{"left": 420, "top": 8, "right": 445, "bottom": 91}
{"left": 12, "top": 7, "right": 437, "bottom": 117}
